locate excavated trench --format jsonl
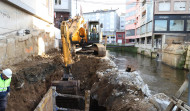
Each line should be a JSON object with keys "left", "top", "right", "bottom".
{"left": 6, "top": 50, "right": 171, "bottom": 111}
{"left": 6, "top": 50, "right": 107, "bottom": 111}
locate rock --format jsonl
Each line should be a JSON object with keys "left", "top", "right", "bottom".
{"left": 148, "top": 93, "right": 171, "bottom": 111}
{"left": 15, "top": 81, "right": 25, "bottom": 89}
{"left": 134, "top": 98, "right": 140, "bottom": 101}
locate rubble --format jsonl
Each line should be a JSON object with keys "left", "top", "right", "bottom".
{"left": 72, "top": 54, "right": 172, "bottom": 111}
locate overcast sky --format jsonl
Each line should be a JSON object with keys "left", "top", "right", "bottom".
{"left": 72, "top": 0, "right": 126, "bottom": 15}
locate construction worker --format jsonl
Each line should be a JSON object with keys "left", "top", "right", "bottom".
{"left": 92, "top": 25, "right": 97, "bottom": 33}
{"left": 0, "top": 69, "right": 12, "bottom": 111}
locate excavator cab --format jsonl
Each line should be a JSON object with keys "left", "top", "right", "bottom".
{"left": 87, "top": 21, "right": 102, "bottom": 44}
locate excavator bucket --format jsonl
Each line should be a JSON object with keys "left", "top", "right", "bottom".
{"left": 93, "top": 43, "right": 106, "bottom": 57}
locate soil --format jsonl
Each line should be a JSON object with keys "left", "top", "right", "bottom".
{"left": 6, "top": 49, "right": 65, "bottom": 111}
{"left": 5, "top": 50, "right": 169, "bottom": 111}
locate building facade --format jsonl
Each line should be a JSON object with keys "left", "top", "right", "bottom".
{"left": 83, "top": 10, "right": 120, "bottom": 44}
{"left": 126, "top": 0, "right": 190, "bottom": 68}
{"left": 54, "top": 0, "right": 72, "bottom": 28}
{"left": 116, "top": 13, "right": 128, "bottom": 44}
{"left": 120, "top": 13, "right": 126, "bottom": 30}
{"left": 154, "top": 0, "right": 190, "bottom": 48}
{"left": 116, "top": 31, "right": 126, "bottom": 44}
{"left": 125, "top": 0, "right": 138, "bottom": 42}
{"left": 134, "top": 0, "right": 154, "bottom": 55}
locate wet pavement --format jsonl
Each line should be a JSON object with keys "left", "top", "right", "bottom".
{"left": 109, "top": 50, "right": 188, "bottom": 102}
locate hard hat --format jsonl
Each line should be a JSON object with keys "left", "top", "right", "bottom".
{"left": 2, "top": 68, "right": 12, "bottom": 78}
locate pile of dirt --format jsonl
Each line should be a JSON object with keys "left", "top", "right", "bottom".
{"left": 71, "top": 55, "right": 171, "bottom": 111}
{"left": 6, "top": 50, "right": 65, "bottom": 111}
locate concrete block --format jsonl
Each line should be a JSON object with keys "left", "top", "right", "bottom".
{"left": 15, "top": 38, "right": 25, "bottom": 58}
{"left": 31, "top": 30, "right": 40, "bottom": 37}
{"left": 18, "top": 34, "right": 32, "bottom": 42}
{"left": 25, "top": 36, "right": 34, "bottom": 55}
{"left": 32, "top": 37, "right": 38, "bottom": 55}
{"left": 6, "top": 38, "right": 16, "bottom": 58}
{"left": 0, "top": 43, "right": 7, "bottom": 66}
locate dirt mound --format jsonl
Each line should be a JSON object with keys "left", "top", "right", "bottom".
{"left": 7, "top": 50, "right": 64, "bottom": 111}
{"left": 71, "top": 55, "right": 169, "bottom": 111}
{"left": 71, "top": 55, "right": 101, "bottom": 92}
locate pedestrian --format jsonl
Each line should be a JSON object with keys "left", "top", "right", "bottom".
{"left": 0, "top": 68, "right": 12, "bottom": 111}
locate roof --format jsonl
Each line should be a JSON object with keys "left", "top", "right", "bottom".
{"left": 83, "top": 9, "right": 118, "bottom": 14}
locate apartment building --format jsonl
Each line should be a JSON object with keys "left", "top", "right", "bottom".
{"left": 83, "top": 10, "right": 120, "bottom": 44}
{"left": 116, "top": 13, "right": 127, "bottom": 44}
{"left": 135, "top": 0, "right": 154, "bottom": 55}
{"left": 154, "top": 0, "right": 190, "bottom": 49}
{"left": 125, "top": 0, "right": 138, "bottom": 42}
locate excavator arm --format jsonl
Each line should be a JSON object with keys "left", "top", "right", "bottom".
{"left": 61, "top": 21, "right": 73, "bottom": 67}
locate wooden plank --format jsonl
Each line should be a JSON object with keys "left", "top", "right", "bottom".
{"left": 85, "top": 90, "right": 90, "bottom": 111}
{"left": 165, "top": 79, "right": 189, "bottom": 111}
{"left": 175, "top": 79, "right": 189, "bottom": 98}
{"left": 34, "top": 87, "right": 53, "bottom": 111}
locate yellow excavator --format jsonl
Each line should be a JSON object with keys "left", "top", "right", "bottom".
{"left": 61, "top": 16, "right": 106, "bottom": 79}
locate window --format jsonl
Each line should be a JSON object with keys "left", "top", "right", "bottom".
{"left": 155, "top": 20, "right": 167, "bottom": 31}
{"left": 64, "top": 17, "right": 68, "bottom": 20}
{"left": 126, "top": 0, "right": 131, "bottom": 3}
{"left": 137, "top": 28, "right": 140, "bottom": 35}
{"left": 158, "top": 2, "right": 170, "bottom": 11}
{"left": 187, "top": 20, "right": 190, "bottom": 31}
{"left": 174, "top": 2, "right": 186, "bottom": 11}
{"left": 141, "top": 25, "right": 146, "bottom": 34}
{"left": 147, "top": 22, "right": 152, "bottom": 32}
{"left": 118, "top": 34, "right": 122, "bottom": 37}
{"left": 142, "top": 0, "right": 146, "bottom": 6}
{"left": 170, "top": 20, "right": 184, "bottom": 31}
{"left": 55, "top": 0, "right": 57, "bottom": 5}
{"left": 126, "top": 19, "right": 135, "bottom": 25}
{"left": 126, "top": 2, "right": 136, "bottom": 10}
{"left": 126, "top": 11, "right": 136, "bottom": 18}
{"left": 126, "top": 29, "right": 135, "bottom": 36}
{"left": 142, "top": 10, "right": 146, "bottom": 18}
{"left": 59, "top": 0, "right": 61, "bottom": 5}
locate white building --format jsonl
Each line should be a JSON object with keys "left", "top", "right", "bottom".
{"left": 83, "top": 10, "right": 120, "bottom": 44}
{"left": 120, "top": 13, "right": 125, "bottom": 30}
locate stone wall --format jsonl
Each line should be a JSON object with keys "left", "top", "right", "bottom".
{"left": 162, "top": 44, "right": 186, "bottom": 69}
{"left": 0, "top": 29, "right": 55, "bottom": 68}
{"left": 136, "top": 44, "right": 155, "bottom": 58}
